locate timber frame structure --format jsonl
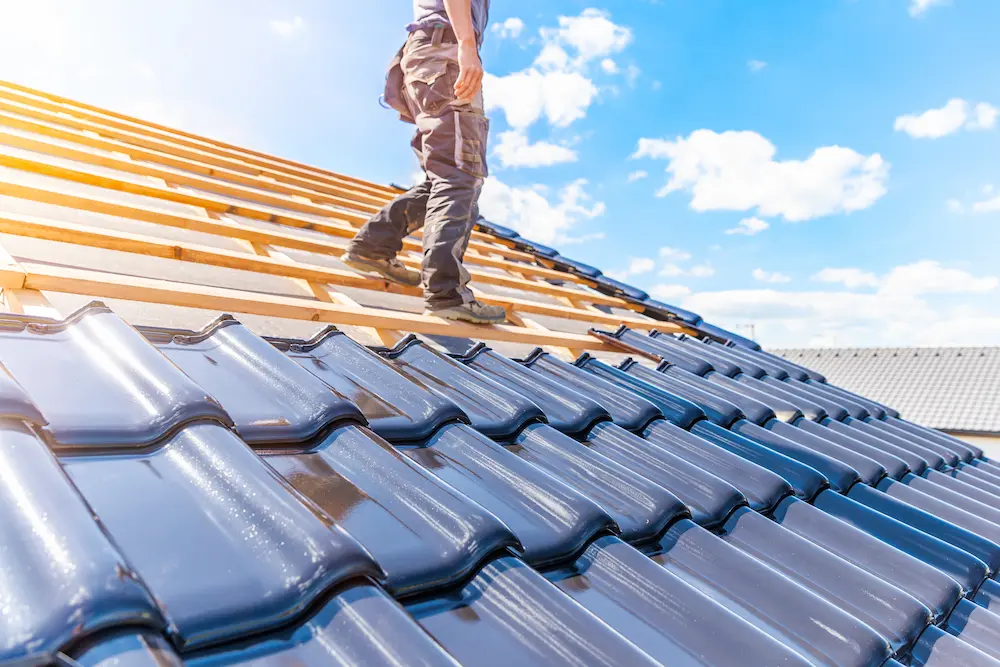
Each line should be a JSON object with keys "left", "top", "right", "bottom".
{"left": 0, "top": 79, "right": 700, "bottom": 357}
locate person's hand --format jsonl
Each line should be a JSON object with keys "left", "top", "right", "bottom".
{"left": 455, "top": 39, "right": 483, "bottom": 102}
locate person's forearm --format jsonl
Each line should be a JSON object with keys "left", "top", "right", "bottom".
{"left": 442, "top": 0, "right": 476, "bottom": 43}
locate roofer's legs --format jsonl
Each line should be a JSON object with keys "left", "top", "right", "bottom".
{"left": 344, "top": 180, "right": 428, "bottom": 287}
{"left": 345, "top": 30, "right": 504, "bottom": 324}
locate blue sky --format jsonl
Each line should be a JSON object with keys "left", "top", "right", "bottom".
{"left": 1, "top": 0, "right": 999, "bottom": 347}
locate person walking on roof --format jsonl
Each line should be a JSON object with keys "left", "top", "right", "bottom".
{"left": 342, "top": 0, "right": 506, "bottom": 325}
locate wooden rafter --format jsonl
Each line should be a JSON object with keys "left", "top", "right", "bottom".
{"left": 20, "top": 262, "right": 620, "bottom": 351}
{"left": 0, "top": 211, "right": 666, "bottom": 331}
{"left": 0, "top": 80, "right": 397, "bottom": 200}
{"left": 0, "top": 80, "right": 679, "bottom": 352}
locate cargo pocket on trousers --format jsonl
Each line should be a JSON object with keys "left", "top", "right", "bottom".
{"left": 405, "top": 59, "right": 455, "bottom": 117}
{"left": 456, "top": 112, "right": 489, "bottom": 180}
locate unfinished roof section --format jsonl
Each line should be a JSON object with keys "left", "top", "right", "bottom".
{"left": 776, "top": 347, "right": 1000, "bottom": 435}
{"left": 0, "top": 79, "right": 765, "bottom": 362}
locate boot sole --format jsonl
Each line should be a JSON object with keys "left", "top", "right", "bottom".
{"left": 425, "top": 310, "right": 507, "bottom": 325}
{"left": 342, "top": 256, "right": 421, "bottom": 287}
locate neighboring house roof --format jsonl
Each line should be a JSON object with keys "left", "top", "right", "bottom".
{"left": 4, "top": 81, "right": 1000, "bottom": 667}
{"left": 774, "top": 347, "right": 1000, "bottom": 435}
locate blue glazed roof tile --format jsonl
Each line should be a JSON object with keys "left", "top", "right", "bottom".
{"left": 639, "top": 299, "right": 703, "bottom": 325}
{"left": 618, "top": 359, "right": 747, "bottom": 428}
{"left": 592, "top": 275, "right": 649, "bottom": 302}
{"left": 772, "top": 495, "right": 964, "bottom": 623}
{"left": 460, "top": 345, "right": 608, "bottom": 436}
{"left": 642, "top": 419, "right": 795, "bottom": 514}
{"left": 650, "top": 518, "right": 894, "bottom": 667}
{"left": 379, "top": 336, "right": 544, "bottom": 440}
{"left": 573, "top": 353, "right": 707, "bottom": 430}
{"left": 404, "top": 422, "right": 615, "bottom": 568}
{"left": 551, "top": 535, "right": 815, "bottom": 666}
{"left": 61, "top": 422, "right": 383, "bottom": 650}
{"left": 730, "top": 419, "right": 866, "bottom": 493}
{"left": 691, "top": 420, "right": 831, "bottom": 501}
{"left": 263, "top": 423, "right": 518, "bottom": 597}
{"left": 520, "top": 349, "right": 664, "bottom": 432}
{"left": 591, "top": 326, "right": 717, "bottom": 376}
{"left": 544, "top": 255, "right": 603, "bottom": 278}
{"left": 720, "top": 506, "right": 932, "bottom": 654}
{"left": 0, "top": 303, "right": 232, "bottom": 450}
{"left": 663, "top": 365, "right": 780, "bottom": 425}
{"left": 184, "top": 585, "right": 462, "bottom": 667}
{"left": 0, "top": 420, "right": 165, "bottom": 666}
{"left": 72, "top": 631, "right": 184, "bottom": 667}
{"left": 268, "top": 328, "right": 468, "bottom": 443}
{"left": 142, "top": 318, "right": 365, "bottom": 444}
{"left": 584, "top": 420, "right": 746, "bottom": 528}
{"left": 5, "top": 306, "right": 1000, "bottom": 666}
{"left": 407, "top": 556, "right": 662, "bottom": 667}
{"left": 511, "top": 422, "right": 688, "bottom": 543}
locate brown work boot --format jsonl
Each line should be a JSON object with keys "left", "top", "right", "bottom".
{"left": 426, "top": 300, "right": 507, "bottom": 325}
{"left": 342, "top": 253, "right": 421, "bottom": 287}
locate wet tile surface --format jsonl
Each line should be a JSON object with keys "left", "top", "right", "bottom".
{"left": 4, "top": 308, "right": 1000, "bottom": 667}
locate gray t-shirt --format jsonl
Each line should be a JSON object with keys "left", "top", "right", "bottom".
{"left": 408, "top": 0, "right": 490, "bottom": 40}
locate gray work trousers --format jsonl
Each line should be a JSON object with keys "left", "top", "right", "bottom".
{"left": 347, "top": 29, "right": 489, "bottom": 308}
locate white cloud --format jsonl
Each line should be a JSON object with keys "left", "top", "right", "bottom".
{"left": 726, "top": 217, "right": 770, "bottom": 236}
{"left": 811, "top": 262, "right": 996, "bottom": 295}
{"left": 748, "top": 60, "right": 767, "bottom": 73}
{"left": 895, "top": 99, "right": 967, "bottom": 138}
{"left": 973, "top": 194, "right": 1000, "bottom": 213}
{"left": 753, "top": 269, "right": 791, "bottom": 284}
{"left": 541, "top": 8, "right": 632, "bottom": 65}
{"left": 659, "top": 246, "right": 692, "bottom": 261}
{"left": 627, "top": 170, "right": 648, "bottom": 183}
{"left": 661, "top": 262, "right": 714, "bottom": 278}
{"left": 909, "top": 0, "right": 949, "bottom": 17}
{"left": 969, "top": 102, "right": 999, "bottom": 131}
{"left": 607, "top": 257, "right": 656, "bottom": 281}
{"left": 628, "top": 257, "right": 656, "bottom": 274}
{"left": 635, "top": 130, "right": 889, "bottom": 222}
{"left": 534, "top": 43, "right": 571, "bottom": 71}
{"left": 485, "top": 10, "right": 632, "bottom": 131}
{"left": 950, "top": 185, "right": 1000, "bottom": 213}
{"left": 894, "top": 99, "right": 998, "bottom": 138}
{"left": 682, "top": 288, "right": 938, "bottom": 347}
{"left": 650, "top": 284, "right": 693, "bottom": 300}
{"left": 479, "top": 177, "right": 605, "bottom": 244}
{"left": 681, "top": 276, "right": 1000, "bottom": 347}
{"left": 493, "top": 130, "right": 578, "bottom": 168}
{"left": 270, "top": 16, "right": 304, "bottom": 37}
{"left": 492, "top": 17, "right": 525, "bottom": 39}
{"left": 485, "top": 69, "right": 599, "bottom": 129}
{"left": 813, "top": 267, "right": 881, "bottom": 289}
{"left": 879, "top": 260, "right": 998, "bottom": 295}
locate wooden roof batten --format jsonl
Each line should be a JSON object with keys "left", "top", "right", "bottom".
{"left": 0, "top": 79, "right": 682, "bottom": 356}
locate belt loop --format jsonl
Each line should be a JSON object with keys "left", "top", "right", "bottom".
{"left": 432, "top": 25, "right": 444, "bottom": 47}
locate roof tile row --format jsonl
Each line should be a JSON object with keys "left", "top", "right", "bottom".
{"left": 3, "top": 303, "right": 1000, "bottom": 667}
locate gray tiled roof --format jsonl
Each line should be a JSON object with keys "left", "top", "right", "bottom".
{"left": 11, "top": 81, "right": 1000, "bottom": 667}
{"left": 773, "top": 347, "right": 1000, "bottom": 434}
